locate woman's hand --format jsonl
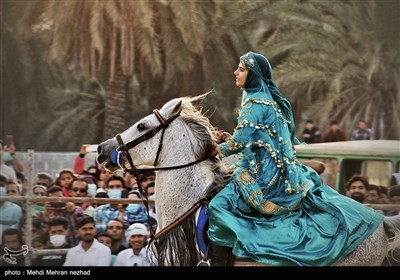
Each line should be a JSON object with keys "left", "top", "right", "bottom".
{"left": 210, "top": 144, "right": 220, "bottom": 157}
{"left": 215, "top": 130, "right": 232, "bottom": 143}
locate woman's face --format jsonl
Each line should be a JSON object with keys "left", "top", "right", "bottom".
{"left": 234, "top": 60, "right": 248, "bottom": 89}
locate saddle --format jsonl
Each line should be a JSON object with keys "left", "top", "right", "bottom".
{"left": 196, "top": 204, "right": 236, "bottom": 266}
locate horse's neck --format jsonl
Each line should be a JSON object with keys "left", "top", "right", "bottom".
{"left": 155, "top": 162, "right": 214, "bottom": 231}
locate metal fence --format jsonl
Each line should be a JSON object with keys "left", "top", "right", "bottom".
{"left": 2, "top": 150, "right": 400, "bottom": 266}
{"left": 16, "top": 150, "right": 98, "bottom": 180}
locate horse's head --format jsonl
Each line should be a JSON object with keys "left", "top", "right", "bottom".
{"left": 96, "top": 93, "right": 216, "bottom": 173}
{"left": 97, "top": 98, "right": 182, "bottom": 171}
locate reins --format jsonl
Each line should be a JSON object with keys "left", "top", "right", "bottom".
{"left": 114, "top": 108, "right": 212, "bottom": 241}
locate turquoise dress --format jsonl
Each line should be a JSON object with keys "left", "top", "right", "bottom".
{"left": 207, "top": 52, "right": 383, "bottom": 266}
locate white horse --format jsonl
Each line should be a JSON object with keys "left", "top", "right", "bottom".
{"left": 96, "top": 93, "right": 400, "bottom": 266}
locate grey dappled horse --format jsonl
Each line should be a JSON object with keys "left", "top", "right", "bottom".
{"left": 97, "top": 93, "right": 400, "bottom": 266}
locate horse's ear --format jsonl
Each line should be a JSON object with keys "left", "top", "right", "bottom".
{"left": 189, "top": 91, "right": 211, "bottom": 108}
{"left": 170, "top": 100, "right": 182, "bottom": 117}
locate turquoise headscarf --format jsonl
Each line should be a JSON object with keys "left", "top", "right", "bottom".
{"left": 240, "top": 52, "right": 300, "bottom": 144}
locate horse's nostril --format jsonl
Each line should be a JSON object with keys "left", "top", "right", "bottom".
{"left": 97, "top": 144, "right": 102, "bottom": 154}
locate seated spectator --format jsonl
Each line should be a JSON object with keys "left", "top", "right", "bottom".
{"left": 301, "top": 119, "right": 322, "bottom": 143}
{"left": 350, "top": 120, "right": 374, "bottom": 140}
{"left": 324, "top": 120, "right": 346, "bottom": 142}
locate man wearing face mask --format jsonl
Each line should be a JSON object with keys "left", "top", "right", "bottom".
{"left": 122, "top": 190, "right": 147, "bottom": 227}
{"left": 2, "top": 136, "right": 25, "bottom": 174}
{"left": 35, "top": 217, "right": 71, "bottom": 266}
{"left": 94, "top": 175, "right": 127, "bottom": 232}
{"left": 0, "top": 175, "right": 22, "bottom": 241}
{"left": 0, "top": 140, "right": 18, "bottom": 184}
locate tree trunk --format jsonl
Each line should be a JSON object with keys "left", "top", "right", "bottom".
{"left": 103, "top": 67, "right": 130, "bottom": 139}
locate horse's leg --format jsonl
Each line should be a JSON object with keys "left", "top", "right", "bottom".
{"left": 333, "top": 223, "right": 387, "bottom": 266}
{"left": 211, "top": 244, "right": 232, "bottom": 266}
{"left": 227, "top": 251, "right": 236, "bottom": 266}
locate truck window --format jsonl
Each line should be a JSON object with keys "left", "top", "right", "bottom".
{"left": 298, "top": 158, "right": 339, "bottom": 191}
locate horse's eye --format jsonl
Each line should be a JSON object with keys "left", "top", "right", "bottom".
{"left": 137, "top": 123, "right": 146, "bottom": 131}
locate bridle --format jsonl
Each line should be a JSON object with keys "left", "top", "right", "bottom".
{"left": 115, "top": 108, "right": 208, "bottom": 176}
{"left": 114, "top": 108, "right": 212, "bottom": 240}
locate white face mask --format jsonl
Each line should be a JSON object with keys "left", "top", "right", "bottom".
{"left": 108, "top": 189, "right": 122, "bottom": 199}
{"left": 0, "top": 187, "right": 6, "bottom": 197}
{"left": 2, "top": 152, "right": 13, "bottom": 162}
{"left": 87, "top": 184, "right": 97, "bottom": 197}
{"left": 50, "top": 234, "right": 66, "bottom": 247}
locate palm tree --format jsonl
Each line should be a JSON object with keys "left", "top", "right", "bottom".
{"left": 1, "top": 1, "right": 105, "bottom": 150}
{"left": 252, "top": 0, "right": 400, "bottom": 139}
{"left": 9, "top": 0, "right": 251, "bottom": 143}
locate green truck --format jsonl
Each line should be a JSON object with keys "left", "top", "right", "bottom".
{"left": 295, "top": 140, "right": 400, "bottom": 194}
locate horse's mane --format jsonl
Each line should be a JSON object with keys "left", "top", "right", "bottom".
{"left": 155, "top": 95, "right": 231, "bottom": 266}
{"left": 177, "top": 96, "right": 230, "bottom": 194}
{"left": 384, "top": 215, "right": 400, "bottom": 261}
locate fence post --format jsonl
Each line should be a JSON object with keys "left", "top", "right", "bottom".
{"left": 24, "top": 149, "right": 35, "bottom": 266}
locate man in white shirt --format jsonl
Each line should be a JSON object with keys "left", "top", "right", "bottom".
{"left": 63, "top": 216, "right": 111, "bottom": 266}
{"left": 114, "top": 223, "right": 157, "bottom": 266}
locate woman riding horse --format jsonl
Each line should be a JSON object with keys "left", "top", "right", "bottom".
{"left": 207, "top": 51, "right": 383, "bottom": 266}
{"left": 96, "top": 52, "right": 398, "bottom": 266}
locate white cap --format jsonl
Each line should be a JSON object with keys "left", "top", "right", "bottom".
{"left": 126, "top": 223, "right": 148, "bottom": 242}
{"left": 32, "top": 185, "right": 47, "bottom": 192}
{"left": 96, "top": 188, "right": 106, "bottom": 194}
